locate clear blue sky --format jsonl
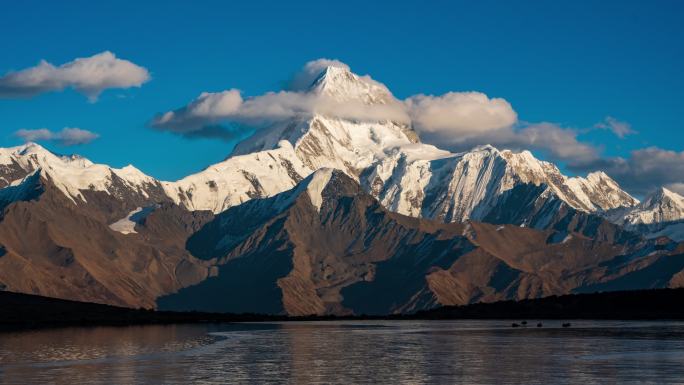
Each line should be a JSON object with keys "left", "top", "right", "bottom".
{"left": 1, "top": 0, "right": 682, "bottom": 181}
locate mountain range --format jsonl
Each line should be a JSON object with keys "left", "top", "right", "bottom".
{"left": 2, "top": 64, "right": 684, "bottom": 315}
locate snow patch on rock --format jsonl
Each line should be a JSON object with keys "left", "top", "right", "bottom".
{"left": 306, "top": 168, "right": 334, "bottom": 212}
{"left": 109, "top": 207, "right": 144, "bottom": 234}
{"left": 108, "top": 205, "right": 157, "bottom": 234}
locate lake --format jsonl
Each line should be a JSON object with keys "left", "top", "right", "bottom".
{"left": 1, "top": 320, "right": 683, "bottom": 384}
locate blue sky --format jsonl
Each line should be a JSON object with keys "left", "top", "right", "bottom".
{"left": 1, "top": 0, "right": 683, "bottom": 194}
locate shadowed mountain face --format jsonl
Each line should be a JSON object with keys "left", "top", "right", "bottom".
{"left": 158, "top": 170, "right": 684, "bottom": 316}
{"left": 0, "top": 172, "right": 212, "bottom": 308}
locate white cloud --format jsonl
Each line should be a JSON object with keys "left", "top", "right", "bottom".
{"left": 572, "top": 147, "right": 684, "bottom": 196}
{"left": 152, "top": 89, "right": 409, "bottom": 134}
{"left": 153, "top": 90, "right": 244, "bottom": 133}
{"left": 15, "top": 127, "right": 99, "bottom": 146}
{"left": 430, "top": 116, "right": 684, "bottom": 197}
{"left": 149, "top": 59, "right": 605, "bottom": 168}
{"left": 664, "top": 183, "right": 684, "bottom": 196}
{"left": 155, "top": 60, "right": 524, "bottom": 138}
{"left": 595, "top": 116, "right": 636, "bottom": 138}
{"left": 151, "top": 59, "right": 684, "bottom": 198}
{"left": 508, "top": 123, "right": 600, "bottom": 164}
{"left": 0, "top": 51, "right": 150, "bottom": 101}
{"left": 405, "top": 92, "right": 518, "bottom": 137}
{"left": 425, "top": 121, "right": 601, "bottom": 166}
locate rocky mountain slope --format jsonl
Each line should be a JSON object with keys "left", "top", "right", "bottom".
{"left": 0, "top": 143, "right": 170, "bottom": 221}
{"left": 1, "top": 63, "right": 683, "bottom": 315}
{"left": 0, "top": 140, "right": 681, "bottom": 314}
{"left": 0, "top": 167, "right": 212, "bottom": 308}
{"left": 158, "top": 169, "right": 684, "bottom": 315}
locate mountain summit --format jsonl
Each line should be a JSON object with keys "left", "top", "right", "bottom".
{"left": 309, "top": 65, "right": 397, "bottom": 105}
{"left": 604, "top": 187, "right": 684, "bottom": 241}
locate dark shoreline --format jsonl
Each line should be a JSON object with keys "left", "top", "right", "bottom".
{"left": 3, "top": 288, "right": 684, "bottom": 331}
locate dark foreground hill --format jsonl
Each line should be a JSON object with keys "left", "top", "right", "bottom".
{"left": 0, "top": 291, "right": 280, "bottom": 330}
{"left": 3, "top": 288, "right": 684, "bottom": 330}
{"left": 415, "top": 288, "right": 684, "bottom": 320}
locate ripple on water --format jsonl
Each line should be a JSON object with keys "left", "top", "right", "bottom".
{"left": 1, "top": 320, "right": 684, "bottom": 384}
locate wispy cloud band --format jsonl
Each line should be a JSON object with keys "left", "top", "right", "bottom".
{"left": 0, "top": 51, "right": 150, "bottom": 101}
{"left": 15, "top": 127, "right": 99, "bottom": 146}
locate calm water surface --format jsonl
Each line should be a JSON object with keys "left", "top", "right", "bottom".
{"left": 1, "top": 320, "right": 684, "bottom": 384}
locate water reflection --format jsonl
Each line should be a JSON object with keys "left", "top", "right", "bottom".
{"left": 1, "top": 321, "right": 684, "bottom": 384}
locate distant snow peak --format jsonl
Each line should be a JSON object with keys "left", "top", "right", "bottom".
{"left": 499, "top": 148, "right": 637, "bottom": 212}
{"left": 600, "top": 186, "right": 684, "bottom": 241}
{"left": 646, "top": 187, "right": 683, "bottom": 206}
{"left": 363, "top": 143, "right": 638, "bottom": 224}
{"left": 165, "top": 142, "right": 309, "bottom": 213}
{"left": 624, "top": 187, "right": 684, "bottom": 225}
{"left": 289, "top": 59, "right": 351, "bottom": 91}
{"left": 0, "top": 141, "right": 161, "bottom": 204}
{"left": 309, "top": 65, "right": 395, "bottom": 106}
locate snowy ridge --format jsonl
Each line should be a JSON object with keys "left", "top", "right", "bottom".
{"left": 233, "top": 116, "right": 417, "bottom": 177}
{"left": 362, "top": 145, "right": 638, "bottom": 222}
{"left": 227, "top": 65, "right": 638, "bottom": 221}
{"left": 309, "top": 65, "right": 396, "bottom": 105}
{"left": 0, "top": 169, "right": 43, "bottom": 207}
{"left": 500, "top": 151, "right": 638, "bottom": 212}
{"left": 164, "top": 140, "right": 309, "bottom": 212}
{"left": 606, "top": 187, "right": 684, "bottom": 226}
{"left": 0, "top": 142, "right": 162, "bottom": 203}
{"left": 265, "top": 168, "right": 339, "bottom": 214}
{"left": 602, "top": 187, "right": 684, "bottom": 241}
{"left": 0, "top": 65, "right": 649, "bottom": 230}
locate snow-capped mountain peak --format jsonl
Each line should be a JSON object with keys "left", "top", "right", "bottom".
{"left": 309, "top": 65, "right": 395, "bottom": 105}
{"left": 496, "top": 149, "right": 637, "bottom": 211}
{"left": 184, "top": 105, "right": 423, "bottom": 213}
{"left": 620, "top": 187, "right": 684, "bottom": 225}
{"left": 363, "top": 143, "right": 638, "bottom": 223}
{"left": 164, "top": 140, "right": 309, "bottom": 213}
{"left": 0, "top": 142, "right": 163, "bottom": 204}
{"left": 644, "top": 187, "right": 684, "bottom": 207}
{"left": 230, "top": 64, "right": 418, "bottom": 174}
{"left": 600, "top": 186, "right": 684, "bottom": 241}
